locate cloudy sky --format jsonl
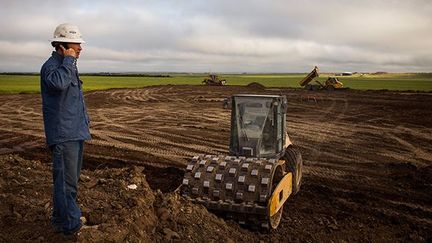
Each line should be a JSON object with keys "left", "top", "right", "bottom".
{"left": 1, "top": 0, "right": 431, "bottom": 73}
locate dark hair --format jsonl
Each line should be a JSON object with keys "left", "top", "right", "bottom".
{"left": 51, "top": 42, "right": 68, "bottom": 51}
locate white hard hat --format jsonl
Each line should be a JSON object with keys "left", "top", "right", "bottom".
{"left": 50, "top": 23, "right": 85, "bottom": 43}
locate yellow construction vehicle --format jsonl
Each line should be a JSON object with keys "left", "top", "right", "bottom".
{"left": 202, "top": 74, "right": 227, "bottom": 86}
{"left": 299, "top": 66, "right": 347, "bottom": 91}
{"left": 181, "top": 94, "right": 303, "bottom": 229}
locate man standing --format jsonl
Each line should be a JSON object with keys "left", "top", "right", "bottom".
{"left": 40, "top": 23, "right": 91, "bottom": 236}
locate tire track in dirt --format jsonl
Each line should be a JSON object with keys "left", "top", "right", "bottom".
{"left": 87, "top": 139, "right": 187, "bottom": 167}
{"left": 86, "top": 89, "right": 229, "bottom": 165}
{"left": 0, "top": 128, "right": 44, "bottom": 154}
{"left": 143, "top": 129, "right": 227, "bottom": 150}
{"left": 291, "top": 115, "right": 368, "bottom": 181}
{"left": 281, "top": 91, "right": 431, "bottom": 241}
{"left": 0, "top": 127, "right": 45, "bottom": 139}
{"left": 0, "top": 95, "right": 45, "bottom": 155}
{"left": 106, "top": 87, "right": 186, "bottom": 105}
{"left": 91, "top": 113, "right": 227, "bottom": 158}
{"left": 91, "top": 129, "right": 216, "bottom": 157}
{"left": 385, "top": 133, "right": 430, "bottom": 165}
{"left": 386, "top": 126, "right": 432, "bottom": 165}
{"left": 1, "top": 86, "right": 432, "bottom": 242}
{"left": 84, "top": 150, "right": 182, "bottom": 169}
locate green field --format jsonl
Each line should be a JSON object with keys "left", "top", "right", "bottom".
{"left": 1, "top": 73, "right": 431, "bottom": 94}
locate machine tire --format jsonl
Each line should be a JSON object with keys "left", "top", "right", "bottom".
{"left": 284, "top": 145, "right": 303, "bottom": 195}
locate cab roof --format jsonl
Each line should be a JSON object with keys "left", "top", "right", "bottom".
{"left": 232, "top": 94, "right": 284, "bottom": 98}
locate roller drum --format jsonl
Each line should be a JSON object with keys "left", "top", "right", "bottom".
{"left": 181, "top": 154, "right": 285, "bottom": 229}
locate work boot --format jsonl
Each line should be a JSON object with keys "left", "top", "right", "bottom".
{"left": 63, "top": 223, "right": 82, "bottom": 239}
{"left": 52, "top": 225, "right": 63, "bottom": 233}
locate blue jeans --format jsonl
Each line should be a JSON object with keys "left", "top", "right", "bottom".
{"left": 51, "top": 140, "right": 84, "bottom": 233}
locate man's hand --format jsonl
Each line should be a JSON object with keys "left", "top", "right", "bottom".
{"left": 60, "top": 45, "right": 77, "bottom": 58}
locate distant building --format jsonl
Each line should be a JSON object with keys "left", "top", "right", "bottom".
{"left": 342, "top": 72, "right": 353, "bottom": 76}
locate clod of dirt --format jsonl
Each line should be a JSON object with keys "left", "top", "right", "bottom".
{"left": 162, "top": 227, "right": 180, "bottom": 241}
{"left": 152, "top": 191, "right": 254, "bottom": 242}
{"left": 157, "top": 207, "right": 170, "bottom": 222}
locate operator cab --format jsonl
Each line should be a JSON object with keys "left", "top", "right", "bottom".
{"left": 229, "top": 95, "right": 287, "bottom": 158}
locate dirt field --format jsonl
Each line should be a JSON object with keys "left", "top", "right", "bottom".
{"left": 0, "top": 85, "right": 431, "bottom": 242}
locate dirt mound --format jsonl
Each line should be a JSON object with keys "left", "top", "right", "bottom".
{"left": 0, "top": 154, "right": 256, "bottom": 242}
{"left": 152, "top": 192, "right": 257, "bottom": 242}
{"left": 0, "top": 154, "right": 156, "bottom": 242}
{"left": 246, "top": 82, "right": 265, "bottom": 89}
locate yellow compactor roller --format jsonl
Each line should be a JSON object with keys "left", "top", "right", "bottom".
{"left": 181, "top": 94, "right": 303, "bottom": 229}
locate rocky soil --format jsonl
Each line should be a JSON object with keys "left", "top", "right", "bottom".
{"left": 0, "top": 85, "right": 431, "bottom": 242}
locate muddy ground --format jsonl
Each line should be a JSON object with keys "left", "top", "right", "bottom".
{"left": 0, "top": 85, "right": 431, "bottom": 242}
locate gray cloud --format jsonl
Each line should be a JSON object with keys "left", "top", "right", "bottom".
{"left": 0, "top": 0, "right": 431, "bottom": 72}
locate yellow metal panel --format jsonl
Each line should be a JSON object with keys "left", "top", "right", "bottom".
{"left": 268, "top": 172, "right": 293, "bottom": 217}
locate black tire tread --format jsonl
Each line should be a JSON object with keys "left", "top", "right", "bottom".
{"left": 284, "top": 145, "right": 303, "bottom": 194}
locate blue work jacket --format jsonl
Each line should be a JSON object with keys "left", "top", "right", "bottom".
{"left": 40, "top": 52, "right": 91, "bottom": 146}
